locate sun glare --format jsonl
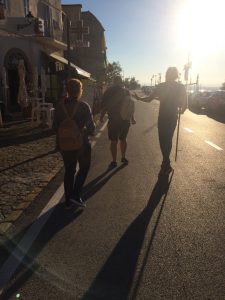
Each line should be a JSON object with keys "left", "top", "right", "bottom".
{"left": 176, "top": 0, "right": 225, "bottom": 63}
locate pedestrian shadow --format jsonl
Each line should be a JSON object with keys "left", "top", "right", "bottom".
{"left": 0, "top": 203, "right": 83, "bottom": 299}
{"left": 0, "top": 165, "right": 127, "bottom": 299}
{"left": 83, "top": 164, "right": 127, "bottom": 202}
{"left": 81, "top": 171, "right": 174, "bottom": 300}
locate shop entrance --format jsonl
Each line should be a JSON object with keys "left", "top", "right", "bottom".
{"left": 4, "top": 49, "right": 30, "bottom": 114}
{"left": 7, "top": 69, "right": 20, "bottom": 112}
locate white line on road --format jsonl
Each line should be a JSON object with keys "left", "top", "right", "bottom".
{"left": 184, "top": 127, "right": 194, "bottom": 133}
{"left": 0, "top": 184, "right": 64, "bottom": 291}
{"left": 0, "top": 120, "right": 108, "bottom": 294}
{"left": 205, "top": 140, "right": 223, "bottom": 151}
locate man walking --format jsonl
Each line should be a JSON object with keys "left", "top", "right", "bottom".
{"left": 135, "top": 67, "right": 187, "bottom": 174}
{"left": 100, "top": 76, "right": 136, "bottom": 168}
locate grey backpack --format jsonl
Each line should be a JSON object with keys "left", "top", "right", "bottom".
{"left": 120, "top": 93, "right": 135, "bottom": 120}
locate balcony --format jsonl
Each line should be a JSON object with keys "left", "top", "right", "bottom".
{"left": 2, "top": 14, "right": 67, "bottom": 51}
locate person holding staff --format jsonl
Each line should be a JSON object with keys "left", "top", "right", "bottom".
{"left": 134, "top": 67, "right": 187, "bottom": 174}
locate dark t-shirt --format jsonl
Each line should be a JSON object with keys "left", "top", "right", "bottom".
{"left": 102, "top": 85, "right": 129, "bottom": 121}
{"left": 153, "top": 82, "right": 186, "bottom": 124}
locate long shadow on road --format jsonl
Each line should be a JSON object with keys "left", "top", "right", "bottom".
{"left": 82, "top": 171, "right": 174, "bottom": 300}
{"left": 83, "top": 164, "right": 127, "bottom": 201}
{"left": 0, "top": 166, "right": 126, "bottom": 300}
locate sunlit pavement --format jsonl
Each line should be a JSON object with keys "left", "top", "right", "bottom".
{"left": 0, "top": 101, "right": 224, "bottom": 299}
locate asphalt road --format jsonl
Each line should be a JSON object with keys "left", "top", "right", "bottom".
{"left": 0, "top": 100, "right": 225, "bottom": 300}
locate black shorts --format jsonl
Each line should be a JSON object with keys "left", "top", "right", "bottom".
{"left": 108, "top": 120, "right": 130, "bottom": 141}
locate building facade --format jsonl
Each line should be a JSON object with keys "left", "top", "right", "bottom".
{"left": 62, "top": 5, "right": 107, "bottom": 82}
{"left": 0, "top": 0, "right": 90, "bottom": 121}
{"left": 79, "top": 11, "right": 107, "bottom": 82}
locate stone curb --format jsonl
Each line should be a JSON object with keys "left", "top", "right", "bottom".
{"left": 0, "top": 127, "right": 54, "bottom": 148}
{"left": 0, "top": 164, "right": 63, "bottom": 235}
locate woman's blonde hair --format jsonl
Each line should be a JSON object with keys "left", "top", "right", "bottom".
{"left": 165, "top": 67, "right": 179, "bottom": 82}
{"left": 66, "top": 78, "right": 83, "bottom": 99}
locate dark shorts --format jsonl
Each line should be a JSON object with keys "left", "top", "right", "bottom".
{"left": 108, "top": 120, "right": 130, "bottom": 141}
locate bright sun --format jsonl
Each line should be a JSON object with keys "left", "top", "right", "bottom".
{"left": 176, "top": 0, "right": 225, "bottom": 63}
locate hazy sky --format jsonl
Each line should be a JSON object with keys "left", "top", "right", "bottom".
{"left": 62, "top": 0, "right": 225, "bottom": 87}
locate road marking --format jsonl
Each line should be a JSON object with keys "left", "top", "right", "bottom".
{"left": 183, "top": 128, "right": 223, "bottom": 152}
{"left": 0, "top": 184, "right": 64, "bottom": 291}
{"left": 205, "top": 140, "right": 223, "bottom": 151}
{"left": 0, "top": 120, "right": 108, "bottom": 293}
{"left": 184, "top": 127, "right": 193, "bottom": 133}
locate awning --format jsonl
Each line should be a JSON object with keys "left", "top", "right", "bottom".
{"left": 49, "top": 53, "right": 91, "bottom": 79}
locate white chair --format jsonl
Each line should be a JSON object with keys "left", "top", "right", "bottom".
{"left": 31, "top": 98, "right": 55, "bottom": 128}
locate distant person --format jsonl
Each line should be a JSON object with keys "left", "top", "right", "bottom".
{"left": 53, "top": 78, "right": 95, "bottom": 209}
{"left": 100, "top": 75, "right": 136, "bottom": 168}
{"left": 134, "top": 67, "right": 187, "bottom": 174}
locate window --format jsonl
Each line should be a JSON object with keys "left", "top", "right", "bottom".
{"left": 0, "top": 0, "right": 7, "bottom": 8}
{"left": 23, "top": 0, "right": 29, "bottom": 16}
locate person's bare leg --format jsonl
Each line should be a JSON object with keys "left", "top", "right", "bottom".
{"left": 120, "top": 139, "right": 127, "bottom": 160}
{"left": 110, "top": 140, "right": 118, "bottom": 162}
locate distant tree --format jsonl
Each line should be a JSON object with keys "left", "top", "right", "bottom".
{"left": 221, "top": 82, "right": 225, "bottom": 90}
{"left": 104, "top": 61, "right": 122, "bottom": 85}
{"left": 124, "top": 77, "right": 140, "bottom": 90}
{"left": 124, "top": 77, "right": 130, "bottom": 89}
{"left": 129, "top": 77, "right": 141, "bottom": 89}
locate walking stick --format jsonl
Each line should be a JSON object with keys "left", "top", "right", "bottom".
{"left": 175, "top": 108, "right": 181, "bottom": 162}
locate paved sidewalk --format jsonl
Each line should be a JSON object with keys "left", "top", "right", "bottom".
{"left": 0, "top": 114, "right": 101, "bottom": 234}
{"left": 0, "top": 120, "right": 53, "bottom": 147}
{"left": 0, "top": 133, "right": 63, "bottom": 233}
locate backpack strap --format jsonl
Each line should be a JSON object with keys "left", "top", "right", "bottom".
{"left": 71, "top": 102, "right": 79, "bottom": 118}
{"left": 62, "top": 102, "right": 69, "bottom": 118}
{"left": 62, "top": 102, "right": 79, "bottom": 119}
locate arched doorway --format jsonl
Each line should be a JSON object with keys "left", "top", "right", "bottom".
{"left": 4, "top": 48, "right": 31, "bottom": 113}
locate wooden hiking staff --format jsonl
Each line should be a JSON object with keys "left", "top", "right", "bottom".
{"left": 175, "top": 108, "right": 181, "bottom": 162}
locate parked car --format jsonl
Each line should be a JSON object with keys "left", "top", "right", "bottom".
{"left": 207, "top": 90, "right": 225, "bottom": 114}
{"left": 188, "top": 91, "right": 212, "bottom": 110}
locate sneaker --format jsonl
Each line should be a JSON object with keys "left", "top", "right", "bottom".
{"left": 121, "top": 157, "right": 129, "bottom": 164}
{"left": 70, "top": 197, "right": 86, "bottom": 207}
{"left": 108, "top": 161, "right": 117, "bottom": 169}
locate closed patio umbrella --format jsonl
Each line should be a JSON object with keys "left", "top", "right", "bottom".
{"left": 17, "top": 60, "right": 29, "bottom": 109}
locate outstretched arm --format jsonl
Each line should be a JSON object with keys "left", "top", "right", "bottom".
{"left": 133, "top": 86, "right": 159, "bottom": 103}
{"left": 133, "top": 93, "right": 154, "bottom": 103}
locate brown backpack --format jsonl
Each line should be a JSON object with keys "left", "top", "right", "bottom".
{"left": 57, "top": 102, "right": 83, "bottom": 151}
